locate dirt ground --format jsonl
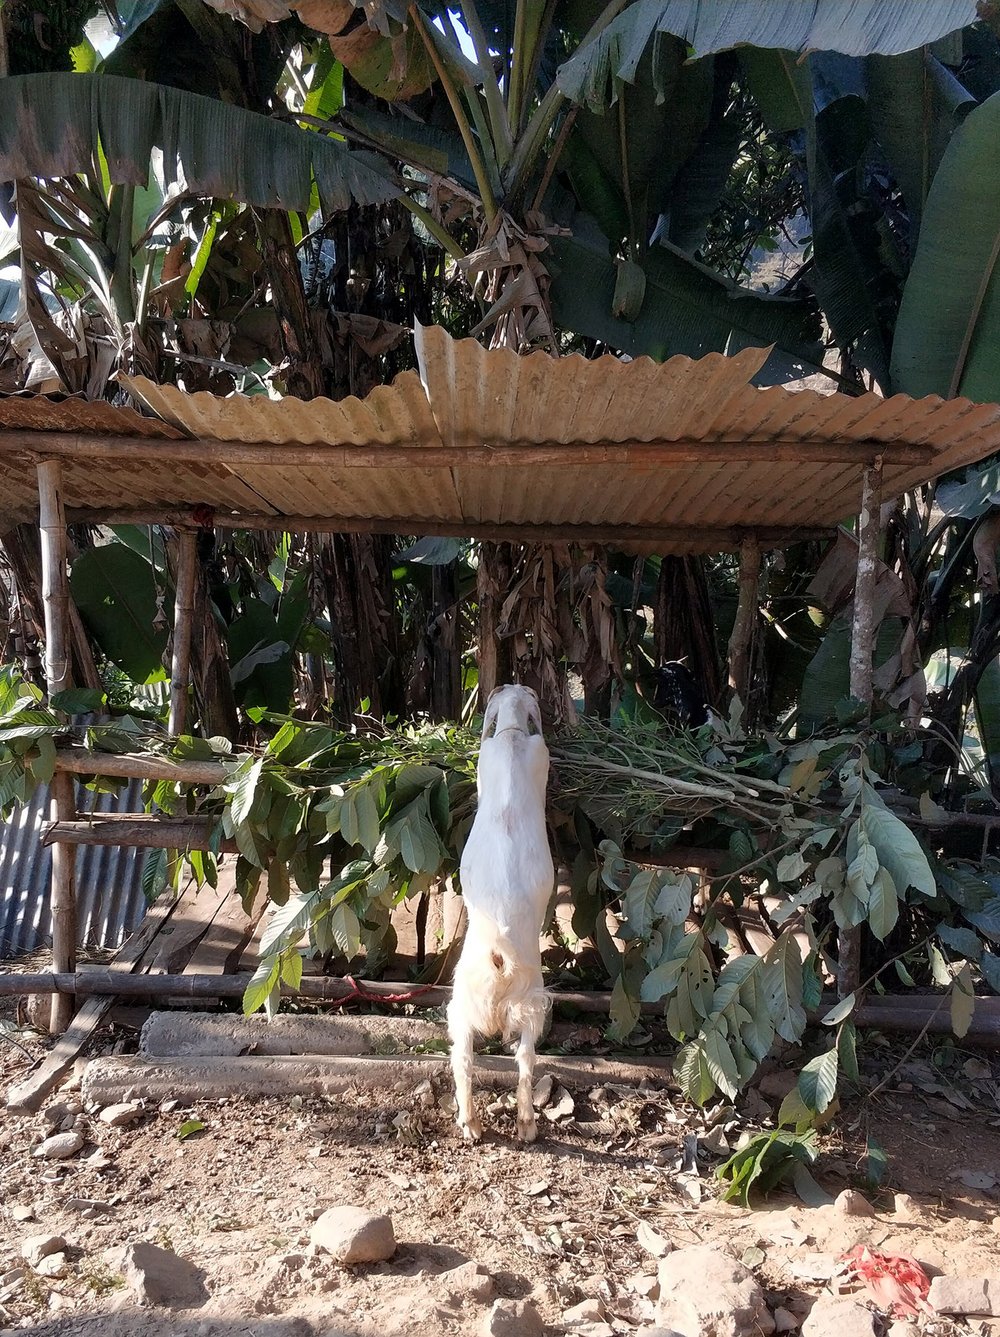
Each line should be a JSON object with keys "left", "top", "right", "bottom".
{"left": 1, "top": 995, "right": 999, "bottom": 1337}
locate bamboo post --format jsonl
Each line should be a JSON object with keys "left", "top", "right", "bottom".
{"left": 168, "top": 530, "right": 197, "bottom": 736}
{"left": 37, "top": 459, "right": 77, "bottom": 1033}
{"left": 849, "top": 460, "right": 884, "bottom": 707}
{"left": 840, "top": 459, "right": 884, "bottom": 997}
{"left": 727, "top": 537, "right": 761, "bottom": 710}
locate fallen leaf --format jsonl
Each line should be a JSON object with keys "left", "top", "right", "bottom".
{"left": 176, "top": 1119, "right": 205, "bottom": 1141}
{"left": 951, "top": 1169, "right": 997, "bottom": 1192}
{"left": 542, "top": 1086, "right": 575, "bottom": 1122}
{"left": 741, "top": 1246, "right": 765, "bottom": 1268}
{"left": 525, "top": 1180, "right": 551, "bottom": 1197}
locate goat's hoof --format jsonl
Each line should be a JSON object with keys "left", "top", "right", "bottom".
{"left": 459, "top": 1117, "right": 483, "bottom": 1143}
{"left": 517, "top": 1115, "right": 538, "bottom": 1143}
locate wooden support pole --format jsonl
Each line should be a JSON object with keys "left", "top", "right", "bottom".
{"left": 840, "top": 458, "right": 884, "bottom": 998}
{"left": 42, "top": 814, "right": 238, "bottom": 854}
{"left": 37, "top": 459, "right": 77, "bottom": 1033}
{"left": 727, "top": 537, "right": 761, "bottom": 708}
{"left": 849, "top": 459, "right": 884, "bottom": 708}
{"left": 168, "top": 529, "right": 197, "bottom": 737}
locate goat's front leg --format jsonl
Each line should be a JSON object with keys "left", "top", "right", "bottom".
{"left": 448, "top": 1003, "right": 482, "bottom": 1143}
{"left": 515, "top": 1024, "right": 538, "bottom": 1143}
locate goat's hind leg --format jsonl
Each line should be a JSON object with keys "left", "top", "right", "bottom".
{"left": 514, "top": 987, "right": 548, "bottom": 1143}
{"left": 448, "top": 1001, "right": 482, "bottom": 1143}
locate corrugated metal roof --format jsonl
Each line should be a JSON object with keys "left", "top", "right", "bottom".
{"left": 2, "top": 325, "right": 1000, "bottom": 552}
{"left": 0, "top": 394, "right": 185, "bottom": 439}
{"left": 0, "top": 780, "right": 147, "bottom": 957}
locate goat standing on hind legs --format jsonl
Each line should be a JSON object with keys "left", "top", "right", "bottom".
{"left": 449, "top": 684, "right": 554, "bottom": 1143}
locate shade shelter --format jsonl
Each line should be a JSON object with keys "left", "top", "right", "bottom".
{"left": 3, "top": 322, "right": 1000, "bottom": 1060}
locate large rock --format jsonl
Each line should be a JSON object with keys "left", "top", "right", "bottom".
{"left": 22, "top": 1236, "right": 67, "bottom": 1269}
{"left": 927, "top": 1275, "right": 991, "bottom": 1315}
{"left": 121, "top": 1242, "right": 208, "bottom": 1308}
{"left": 309, "top": 1206, "right": 395, "bottom": 1264}
{"left": 801, "top": 1297, "right": 877, "bottom": 1337}
{"left": 656, "top": 1245, "right": 774, "bottom": 1337}
{"left": 482, "top": 1299, "right": 543, "bottom": 1337}
{"left": 97, "top": 1101, "right": 143, "bottom": 1127}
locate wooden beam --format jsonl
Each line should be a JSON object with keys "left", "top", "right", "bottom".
{"left": 42, "top": 814, "right": 237, "bottom": 853}
{"left": 64, "top": 509, "right": 836, "bottom": 551}
{"left": 7, "top": 431, "right": 936, "bottom": 468}
{"left": 168, "top": 530, "right": 197, "bottom": 736}
{"left": 37, "top": 459, "right": 76, "bottom": 1034}
{"left": 54, "top": 747, "right": 228, "bottom": 786}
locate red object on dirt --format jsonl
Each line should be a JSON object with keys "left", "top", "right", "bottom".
{"left": 840, "top": 1244, "right": 932, "bottom": 1317}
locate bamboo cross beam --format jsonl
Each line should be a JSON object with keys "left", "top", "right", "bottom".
{"left": 4, "top": 431, "right": 938, "bottom": 467}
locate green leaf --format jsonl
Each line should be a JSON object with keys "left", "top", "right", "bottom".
{"left": 820, "top": 992, "right": 856, "bottom": 1026}
{"left": 141, "top": 847, "right": 168, "bottom": 901}
{"left": 777, "top": 1085, "right": 816, "bottom": 1131}
{"left": 623, "top": 869, "right": 663, "bottom": 940}
{"left": 792, "top": 1162, "right": 834, "bottom": 1207}
{"left": 763, "top": 931, "right": 806, "bottom": 1042}
{"left": 607, "top": 973, "right": 642, "bottom": 1042}
{"left": 950, "top": 961, "right": 976, "bottom": 1038}
{"left": 892, "top": 90, "right": 1000, "bottom": 400}
{"left": 864, "top": 1135, "right": 888, "bottom": 1187}
{"left": 176, "top": 1118, "right": 205, "bottom": 1140}
{"left": 70, "top": 543, "right": 169, "bottom": 683}
{"left": 280, "top": 949, "right": 303, "bottom": 990}
{"left": 0, "top": 75, "right": 399, "bottom": 215}
{"left": 938, "top": 923, "right": 983, "bottom": 961}
{"left": 330, "top": 902, "right": 361, "bottom": 958}
{"left": 50, "top": 687, "right": 105, "bottom": 715}
{"left": 675, "top": 1039, "right": 716, "bottom": 1107}
{"left": 981, "top": 950, "right": 1000, "bottom": 993}
{"left": 228, "top": 756, "right": 263, "bottom": 828}
{"left": 867, "top": 867, "right": 899, "bottom": 941}
{"left": 798, "top": 1046, "right": 839, "bottom": 1114}
{"left": 838, "top": 1020, "right": 859, "bottom": 1083}
{"left": 702, "top": 1024, "right": 741, "bottom": 1101}
{"left": 260, "top": 890, "right": 318, "bottom": 958}
{"left": 242, "top": 956, "right": 280, "bottom": 1015}
{"left": 861, "top": 795, "right": 936, "bottom": 897}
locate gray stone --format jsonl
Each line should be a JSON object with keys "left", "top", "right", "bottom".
{"left": 33, "top": 1131, "right": 83, "bottom": 1160}
{"left": 97, "top": 1101, "right": 143, "bottom": 1127}
{"left": 773, "top": 1307, "right": 800, "bottom": 1332}
{"left": 21, "top": 1236, "right": 67, "bottom": 1268}
{"left": 834, "top": 1189, "right": 875, "bottom": 1217}
{"left": 629, "top": 1274, "right": 660, "bottom": 1299}
{"left": 570, "top": 1326, "right": 613, "bottom": 1337}
{"left": 482, "top": 1299, "right": 543, "bottom": 1337}
{"left": 121, "top": 1241, "right": 208, "bottom": 1308}
{"left": 892, "top": 1192, "right": 922, "bottom": 1221}
{"left": 436, "top": 1261, "right": 494, "bottom": 1304}
{"left": 927, "top": 1275, "right": 990, "bottom": 1316}
{"left": 8, "top": 1205, "right": 34, "bottom": 1223}
{"left": 801, "top": 1297, "right": 877, "bottom": 1337}
{"left": 656, "top": 1245, "right": 775, "bottom": 1337}
{"left": 309, "top": 1206, "right": 395, "bottom": 1264}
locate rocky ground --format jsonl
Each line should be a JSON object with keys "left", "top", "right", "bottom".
{"left": 1, "top": 1000, "right": 999, "bottom": 1337}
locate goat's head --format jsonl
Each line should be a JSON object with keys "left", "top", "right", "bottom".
{"left": 481, "top": 683, "right": 543, "bottom": 742}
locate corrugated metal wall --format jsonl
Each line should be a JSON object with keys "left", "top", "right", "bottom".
{"left": 0, "top": 781, "right": 147, "bottom": 957}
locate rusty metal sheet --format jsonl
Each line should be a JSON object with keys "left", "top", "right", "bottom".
{"left": 0, "top": 393, "right": 184, "bottom": 438}
{"left": 123, "top": 370, "right": 443, "bottom": 448}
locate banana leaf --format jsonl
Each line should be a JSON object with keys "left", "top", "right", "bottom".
{"left": 0, "top": 74, "right": 399, "bottom": 215}
{"left": 891, "top": 90, "right": 1000, "bottom": 401}
{"left": 548, "top": 220, "right": 823, "bottom": 379}
{"left": 556, "top": 0, "right": 977, "bottom": 108}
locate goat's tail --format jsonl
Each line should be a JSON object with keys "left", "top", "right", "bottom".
{"left": 450, "top": 926, "right": 549, "bottom": 1044}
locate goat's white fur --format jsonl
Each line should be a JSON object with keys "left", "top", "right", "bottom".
{"left": 448, "top": 684, "right": 553, "bottom": 1142}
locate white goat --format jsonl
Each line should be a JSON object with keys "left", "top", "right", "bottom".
{"left": 448, "top": 684, "right": 554, "bottom": 1142}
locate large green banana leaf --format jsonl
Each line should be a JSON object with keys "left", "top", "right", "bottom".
{"left": 556, "top": 0, "right": 978, "bottom": 107}
{"left": 865, "top": 50, "right": 974, "bottom": 243}
{"left": 891, "top": 91, "right": 1000, "bottom": 401}
{"left": 0, "top": 74, "right": 399, "bottom": 214}
{"left": 548, "top": 222, "right": 823, "bottom": 377}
